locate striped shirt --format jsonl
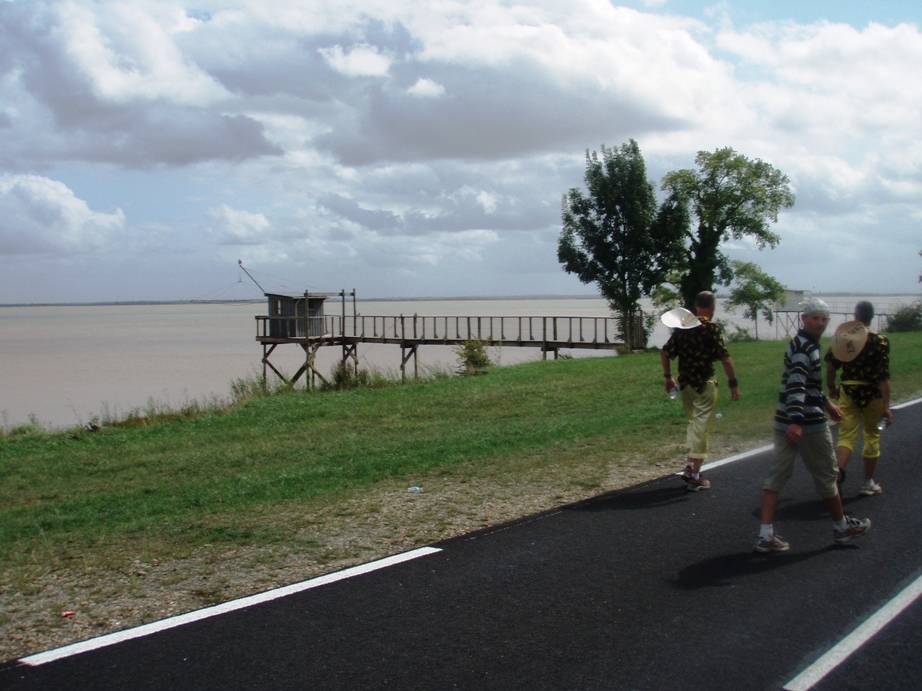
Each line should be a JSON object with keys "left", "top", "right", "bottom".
{"left": 775, "top": 329, "right": 828, "bottom": 433}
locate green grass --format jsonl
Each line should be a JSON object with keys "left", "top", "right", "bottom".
{"left": 2, "top": 332, "right": 921, "bottom": 571}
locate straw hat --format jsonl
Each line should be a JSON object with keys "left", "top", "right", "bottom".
{"left": 661, "top": 307, "right": 701, "bottom": 330}
{"left": 831, "top": 320, "right": 868, "bottom": 362}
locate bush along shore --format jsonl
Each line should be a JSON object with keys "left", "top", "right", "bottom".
{"left": 2, "top": 332, "right": 921, "bottom": 661}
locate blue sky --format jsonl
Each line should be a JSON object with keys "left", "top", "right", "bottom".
{"left": 1, "top": 0, "right": 920, "bottom": 302}
{"left": 625, "top": 0, "right": 921, "bottom": 28}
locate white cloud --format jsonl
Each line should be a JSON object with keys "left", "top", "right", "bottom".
{"left": 207, "top": 205, "right": 271, "bottom": 245}
{"left": 476, "top": 191, "right": 498, "bottom": 214}
{"left": 318, "top": 44, "right": 391, "bottom": 77}
{"left": 407, "top": 78, "right": 445, "bottom": 97}
{"left": 55, "top": 0, "right": 228, "bottom": 106}
{"left": 0, "top": 174, "right": 125, "bottom": 255}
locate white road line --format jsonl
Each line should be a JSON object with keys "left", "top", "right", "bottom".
{"left": 20, "top": 546, "right": 442, "bottom": 667}
{"left": 782, "top": 396, "right": 922, "bottom": 690}
{"left": 671, "top": 396, "right": 922, "bottom": 690}
{"left": 672, "top": 395, "right": 922, "bottom": 478}
{"left": 702, "top": 445, "right": 773, "bottom": 471}
{"left": 784, "top": 572, "right": 922, "bottom": 691}
{"left": 673, "top": 445, "right": 773, "bottom": 479}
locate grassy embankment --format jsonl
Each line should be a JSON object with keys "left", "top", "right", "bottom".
{"left": 2, "top": 333, "right": 921, "bottom": 587}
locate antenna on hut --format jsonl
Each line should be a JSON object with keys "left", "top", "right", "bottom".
{"left": 238, "top": 259, "right": 265, "bottom": 293}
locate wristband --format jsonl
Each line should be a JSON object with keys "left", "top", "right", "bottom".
{"left": 664, "top": 373, "right": 672, "bottom": 378}
{"left": 728, "top": 378, "right": 738, "bottom": 388}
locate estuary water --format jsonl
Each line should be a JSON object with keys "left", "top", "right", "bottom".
{"left": 1, "top": 294, "right": 916, "bottom": 430}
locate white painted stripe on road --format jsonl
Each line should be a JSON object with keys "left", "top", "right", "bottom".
{"left": 784, "top": 572, "right": 922, "bottom": 691}
{"left": 20, "top": 546, "right": 443, "bottom": 667}
{"left": 673, "top": 445, "right": 773, "bottom": 479}
{"left": 672, "top": 395, "right": 922, "bottom": 479}
{"left": 702, "top": 445, "right": 773, "bottom": 471}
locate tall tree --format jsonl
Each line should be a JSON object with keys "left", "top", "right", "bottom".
{"left": 558, "top": 140, "right": 684, "bottom": 348}
{"left": 725, "top": 260, "right": 786, "bottom": 340}
{"left": 661, "top": 147, "right": 795, "bottom": 309}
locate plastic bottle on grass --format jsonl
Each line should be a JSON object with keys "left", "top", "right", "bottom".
{"left": 669, "top": 387, "right": 679, "bottom": 400}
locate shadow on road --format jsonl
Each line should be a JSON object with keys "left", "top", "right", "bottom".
{"left": 569, "top": 481, "right": 691, "bottom": 512}
{"left": 670, "top": 544, "right": 856, "bottom": 590}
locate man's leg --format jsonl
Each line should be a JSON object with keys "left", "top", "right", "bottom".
{"left": 761, "top": 489, "right": 780, "bottom": 525}
{"left": 682, "top": 382, "right": 715, "bottom": 490}
{"left": 835, "top": 445, "right": 852, "bottom": 470}
{"left": 822, "top": 493, "right": 844, "bottom": 522}
{"left": 859, "top": 399, "right": 883, "bottom": 494}
{"left": 835, "top": 393, "right": 860, "bottom": 491}
{"left": 802, "top": 427, "right": 871, "bottom": 542}
{"left": 755, "top": 433, "right": 796, "bottom": 552}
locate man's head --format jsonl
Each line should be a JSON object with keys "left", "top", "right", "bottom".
{"left": 800, "top": 297, "right": 831, "bottom": 340}
{"left": 695, "top": 291, "right": 716, "bottom": 318}
{"left": 854, "top": 301, "right": 874, "bottom": 326}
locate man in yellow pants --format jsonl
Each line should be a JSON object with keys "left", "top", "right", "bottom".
{"left": 825, "top": 301, "right": 893, "bottom": 496}
{"left": 661, "top": 291, "right": 740, "bottom": 491}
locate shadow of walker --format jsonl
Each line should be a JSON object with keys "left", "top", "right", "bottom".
{"left": 670, "top": 544, "right": 857, "bottom": 591}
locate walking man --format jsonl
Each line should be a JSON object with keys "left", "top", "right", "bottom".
{"left": 755, "top": 298, "right": 871, "bottom": 553}
{"left": 661, "top": 291, "right": 740, "bottom": 491}
{"left": 825, "top": 301, "right": 893, "bottom": 496}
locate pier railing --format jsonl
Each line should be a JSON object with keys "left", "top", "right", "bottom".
{"left": 256, "top": 313, "right": 628, "bottom": 350}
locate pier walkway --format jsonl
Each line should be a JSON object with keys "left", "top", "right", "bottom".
{"left": 255, "top": 313, "right": 632, "bottom": 385}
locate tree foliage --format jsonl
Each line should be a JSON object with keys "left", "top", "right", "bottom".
{"left": 558, "top": 140, "right": 684, "bottom": 348}
{"left": 661, "top": 147, "right": 795, "bottom": 309}
{"left": 725, "top": 260, "right": 786, "bottom": 340}
{"left": 886, "top": 302, "right": 922, "bottom": 333}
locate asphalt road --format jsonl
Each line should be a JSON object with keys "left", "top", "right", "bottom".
{"left": 2, "top": 400, "right": 920, "bottom": 691}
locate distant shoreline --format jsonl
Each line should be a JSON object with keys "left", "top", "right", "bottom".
{"left": 2, "top": 294, "right": 604, "bottom": 308}
{"left": 1, "top": 291, "right": 917, "bottom": 309}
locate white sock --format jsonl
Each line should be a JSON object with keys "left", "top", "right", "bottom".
{"left": 834, "top": 518, "right": 848, "bottom": 531}
{"left": 759, "top": 524, "right": 773, "bottom": 540}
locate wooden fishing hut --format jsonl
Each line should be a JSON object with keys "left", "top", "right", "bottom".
{"left": 256, "top": 289, "right": 358, "bottom": 388}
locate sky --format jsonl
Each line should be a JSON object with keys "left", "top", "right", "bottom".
{"left": 1, "top": 0, "right": 921, "bottom": 303}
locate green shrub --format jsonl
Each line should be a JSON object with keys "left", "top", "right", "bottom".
{"left": 886, "top": 301, "right": 922, "bottom": 333}
{"left": 321, "top": 362, "right": 391, "bottom": 391}
{"left": 455, "top": 339, "right": 493, "bottom": 375}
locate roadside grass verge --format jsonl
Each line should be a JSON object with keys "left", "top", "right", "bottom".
{"left": 1, "top": 332, "right": 920, "bottom": 582}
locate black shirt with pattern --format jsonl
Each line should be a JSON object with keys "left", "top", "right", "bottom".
{"left": 824, "top": 331, "right": 890, "bottom": 409}
{"left": 662, "top": 316, "right": 730, "bottom": 393}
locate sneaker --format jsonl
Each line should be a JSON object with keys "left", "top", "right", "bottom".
{"left": 754, "top": 534, "right": 790, "bottom": 553}
{"left": 859, "top": 480, "right": 882, "bottom": 496}
{"left": 834, "top": 516, "right": 871, "bottom": 544}
{"left": 681, "top": 465, "right": 694, "bottom": 484}
{"left": 686, "top": 475, "right": 710, "bottom": 492}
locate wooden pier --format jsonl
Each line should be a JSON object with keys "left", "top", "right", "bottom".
{"left": 255, "top": 312, "right": 631, "bottom": 386}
